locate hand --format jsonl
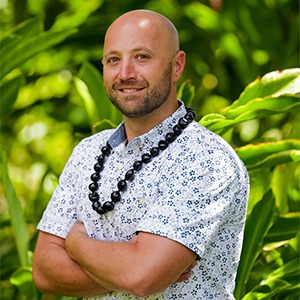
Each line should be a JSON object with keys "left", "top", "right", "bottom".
{"left": 175, "top": 260, "right": 197, "bottom": 283}
{"left": 65, "top": 222, "right": 88, "bottom": 255}
{"left": 70, "top": 222, "right": 87, "bottom": 236}
{"left": 130, "top": 234, "right": 197, "bottom": 283}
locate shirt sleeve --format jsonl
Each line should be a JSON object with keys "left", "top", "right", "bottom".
{"left": 136, "top": 144, "right": 249, "bottom": 258}
{"left": 37, "top": 143, "right": 83, "bottom": 239}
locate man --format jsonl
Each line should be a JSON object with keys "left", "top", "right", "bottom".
{"left": 33, "top": 9, "right": 249, "bottom": 299}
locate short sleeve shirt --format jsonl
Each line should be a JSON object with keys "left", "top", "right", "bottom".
{"left": 38, "top": 102, "right": 249, "bottom": 299}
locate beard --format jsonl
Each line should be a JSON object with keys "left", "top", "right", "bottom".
{"left": 104, "top": 62, "right": 173, "bottom": 118}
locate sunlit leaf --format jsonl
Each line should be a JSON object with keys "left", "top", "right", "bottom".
{"left": 77, "top": 62, "right": 122, "bottom": 124}
{"left": 0, "top": 17, "right": 43, "bottom": 50}
{"left": 184, "top": 2, "right": 220, "bottom": 30}
{"left": 92, "top": 119, "right": 118, "bottom": 134}
{"left": 224, "top": 94, "right": 300, "bottom": 121}
{"left": 73, "top": 77, "right": 100, "bottom": 127}
{"left": 52, "top": 0, "right": 104, "bottom": 30}
{"left": 177, "top": 80, "right": 195, "bottom": 107}
{"left": 0, "top": 28, "right": 76, "bottom": 80}
{"left": 226, "top": 68, "right": 300, "bottom": 110}
{"left": 235, "top": 190, "right": 275, "bottom": 299}
{"left": 0, "top": 148, "right": 29, "bottom": 266}
{"left": 0, "top": 76, "right": 25, "bottom": 117}
{"left": 10, "top": 266, "right": 37, "bottom": 299}
{"left": 235, "top": 140, "right": 300, "bottom": 170}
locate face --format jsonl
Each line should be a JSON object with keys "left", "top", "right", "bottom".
{"left": 102, "top": 16, "right": 182, "bottom": 119}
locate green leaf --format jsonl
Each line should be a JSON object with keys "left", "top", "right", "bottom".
{"left": 184, "top": 2, "right": 220, "bottom": 30}
{"left": 262, "top": 258, "right": 300, "bottom": 285}
{"left": 0, "top": 148, "right": 29, "bottom": 266}
{"left": 77, "top": 62, "right": 122, "bottom": 125}
{"left": 235, "top": 140, "right": 300, "bottom": 169}
{"left": 0, "top": 17, "right": 43, "bottom": 51}
{"left": 51, "top": 0, "right": 104, "bottom": 30}
{"left": 10, "top": 266, "right": 37, "bottom": 299}
{"left": 92, "top": 119, "right": 118, "bottom": 134}
{"left": 235, "top": 190, "right": 276, "bottom": 299}
{"left": 224, "top": 94, "right": 300, "bottom": 121}
{"left": 265, "top": 213, "right": 300, "bottom": 243}
{"left": 225, "top": 68, "right": 300, "bottom": 111}
{"left": 0, "top": 76, "right": 25, "bottom": 117}
{"left": 73, "top": 76, "right": 100, "bottom": 127}
{"left": 177, "top": 80, "right": 195, "bottom": 107}
{"left": 0, "top": 28, "right": 76, "bottom": 80}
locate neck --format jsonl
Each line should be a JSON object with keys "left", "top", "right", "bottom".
{"left": 123, "top": 99, "right": 179, "bottom": 143}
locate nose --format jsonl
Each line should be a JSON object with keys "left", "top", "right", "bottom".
{"left": 118, "top": 59, "right": 136, "bottom": 81}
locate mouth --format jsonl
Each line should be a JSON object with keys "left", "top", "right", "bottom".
{"left": 118, "top": 87, "right": 145, "bottom": 93}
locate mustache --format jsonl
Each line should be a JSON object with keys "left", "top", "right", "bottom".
{"left": 113, "top": 79, "right": 148, "bottom": 89}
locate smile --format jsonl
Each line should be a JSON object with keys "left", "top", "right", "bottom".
{"left": 120, "top": 88, "right": 144, "bottom": 93}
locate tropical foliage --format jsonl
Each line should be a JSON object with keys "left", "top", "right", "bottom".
{"left": 0, "top": 0, "right": 299, "bottom": 299}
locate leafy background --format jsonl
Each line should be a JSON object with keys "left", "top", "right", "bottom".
{"left": 0, "top": 0, "right": 299, "bottom": 299}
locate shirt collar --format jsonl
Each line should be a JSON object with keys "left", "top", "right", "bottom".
{"left": 108, "top": 100, "right": 187, "bottom": 151}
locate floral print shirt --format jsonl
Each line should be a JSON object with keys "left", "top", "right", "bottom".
{"left": 38, "top": 102, "right": 249, "bottom": 299}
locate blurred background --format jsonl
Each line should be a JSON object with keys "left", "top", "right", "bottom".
{"left": 0, "top": 0, "right": 299, "bottom": 299}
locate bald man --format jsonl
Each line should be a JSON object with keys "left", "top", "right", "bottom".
{"left": 33, "top": 10, "right": 249, "bottom": 299}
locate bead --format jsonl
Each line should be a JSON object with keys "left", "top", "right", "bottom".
{"left": 186, "top": 107, "right": 196, "bottom": 119}
{"left": 117, "top": 179, "right": 127, "bottom": 191}
{"left": 111, "top": 191, "right": 121, "bottom": 203}
{"left": 89, "top": 182, "right": 98, "bottom": 192}
{"left": 98, "top": 154, "right": 105, "bottom": 164}
{"left": 92, "top": 201, "right": 106, "bottom": 214}
{"left": 142, "top": 153, "right": 151, "bottom": 163}
{"left": 89, "top": 192, "right": 99, "bottom": 202}
{"left": 185, "top": 113, "right": 193, "bottom": 122}
{"left": 101, "top": 146, "right": 111, "bottom": 156}
{"left": 94, "top": 163, "right": 104, "bottom": 172}
{"left": 90, "top": 172, "right": 100, "bottom": 182}
{"left": 88, "top": 105, "right": 195, "bottom": 215}
{"left": 158, "top": 140, "right": 168, "bottom": 150}
{"left": 166, "top": 132, "right": 176, "bottom": 143}
{"left": 133, "top": 161, "right": 143, "bottom": 171}
{"left": 106, "top": 141, "right": 112, "bottom": 150}
{"left": 178, "top": 117, "right": 188, "bottom": 129}
{"left": 150, "top": 147, "right": 159, "bottom": 157}
{"left": 173, "top": 124, "right": 182, "bottom": 136}
{"left": 125, "top": 169, "right": 134, "bottom": 181}
{"left": 103, "top": 201, "right": 115, "bottom": 211}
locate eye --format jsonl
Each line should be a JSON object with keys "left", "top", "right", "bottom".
{"left": 136, "top": 53, "right": 150, "bottom": 60}
{"left": 106, "top": 57, "right": 120, "bottom": 64}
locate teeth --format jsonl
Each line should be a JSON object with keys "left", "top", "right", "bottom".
{"left": 122, "top": 89, "right": 138, "bottom": 93}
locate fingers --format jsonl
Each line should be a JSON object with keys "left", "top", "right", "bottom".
{"left": 175, "top": 260, "right": 197, "bottom": 283}
{"left": 176, "top": 272, "right": 192, "bottom": 282}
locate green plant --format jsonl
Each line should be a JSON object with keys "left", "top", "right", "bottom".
{"left": 1, "top": 1, "right": 299, "bottom": 299}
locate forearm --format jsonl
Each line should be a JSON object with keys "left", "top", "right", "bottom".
{"left": 65, "top": 225, "right": 197, "bottom": 297}
{"left": 33, "top": 232, "right": 110, "bottom": 297}
{"left": 66, "top": 233, "right": 142, "bottom": 294}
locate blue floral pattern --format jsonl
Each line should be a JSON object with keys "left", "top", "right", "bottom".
{"left": 38, "top": 102, "right": 249, "bottom": 299}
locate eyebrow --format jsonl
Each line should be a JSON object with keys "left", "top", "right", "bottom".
{"left": 103, "top": 47, "right": 155, "bottom": 59}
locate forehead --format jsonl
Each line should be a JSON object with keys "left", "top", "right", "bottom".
{"left": 103, "top": 17, "right": 168, "bottom": 55}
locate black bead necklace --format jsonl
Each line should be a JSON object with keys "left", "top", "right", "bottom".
{"left": 88, "top": 107, "right": 196, "bottom": 215}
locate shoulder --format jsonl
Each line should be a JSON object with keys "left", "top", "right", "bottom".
{"left": 73, "top": 129, "right": 114, "bottom": 154}
{"left": 167, "top": 121, "right": 248, "bottom": 179}
{"left": 65, "top": 129, "right": 115, "bottom": 168}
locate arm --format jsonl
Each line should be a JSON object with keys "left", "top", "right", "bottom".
{"left": 32, "top": 231, "right": 110, "bottom": 297}
{"left": 65, "top": 222, "right": 197, "bottom": 298}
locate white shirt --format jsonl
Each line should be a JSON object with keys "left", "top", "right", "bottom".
{"left": 38, "top": 102, "right": 249, "bottom": 299}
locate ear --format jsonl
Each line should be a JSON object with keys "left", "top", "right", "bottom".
{"left": 173, "top": 50, "right": 186, "bottom": 81}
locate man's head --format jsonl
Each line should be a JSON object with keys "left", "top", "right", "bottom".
{"left": 102, "top": 10, "right": 185, "bottom": 119}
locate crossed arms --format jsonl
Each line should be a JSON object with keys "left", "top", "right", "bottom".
{"left": 33, "top": 222, "right": 197, "bottom": 298}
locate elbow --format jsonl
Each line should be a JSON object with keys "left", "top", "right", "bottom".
{"left": 32, "top": 262, "right": 52, "bottom": 294}
{"left": 120, "top": 273, "right": 165, "bottom": 298}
